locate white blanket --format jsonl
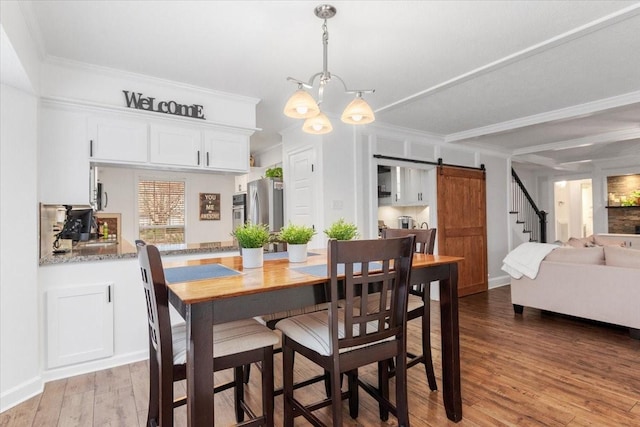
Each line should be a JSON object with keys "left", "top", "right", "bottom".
{"left": 502, "top": 242, "right": 559, "bottom": 279}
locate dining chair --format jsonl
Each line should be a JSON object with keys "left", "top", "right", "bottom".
{"left": 276, "top": 236, "right": 415, "bottom": 426}
{"left": 136, "top": 241, "right": 279, "bottom": 427}
{"left": 381, "top": 228, "right": 438, "bottom": 391}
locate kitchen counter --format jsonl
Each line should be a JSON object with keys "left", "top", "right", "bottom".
{"left": 39, "top": 240, "right": 239, "bottom": 265}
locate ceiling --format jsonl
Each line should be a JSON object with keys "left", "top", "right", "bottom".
{"left": 17, "top": 1, "right": 640, "bottom": 172}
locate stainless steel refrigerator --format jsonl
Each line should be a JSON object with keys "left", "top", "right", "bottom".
{"left": 247, "top": 178, "right": 283, "bottom": 232}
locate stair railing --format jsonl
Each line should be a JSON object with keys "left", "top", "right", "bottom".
{"left": 510, "top": 168, "right": 547, "bottom": 243}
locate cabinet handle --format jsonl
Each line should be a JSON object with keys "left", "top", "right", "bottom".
{"left": 197, "top": 150, "right": 200, "bottom": 165}
{"left": 104, "top": 192, "right": 108, "bottom": 209}
{"left": 107, "top": 285, "right": 111, "bottom": 303}
{"left": 206, "top": 152, "right": 210, "bottom": 166}
{"left": 90, "top": 140, "right": 93, "bottom": 157}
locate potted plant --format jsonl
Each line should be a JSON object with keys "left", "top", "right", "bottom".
{"left": 231, "top": 222, "right": 270, "bottom": 268}
{"left": 324, "top": 218, "right": 359, "bottom": 241}
{"left": 278, "top": 223, "right": 316, "bottom": 262}
{"left": 265, "top": 166, "right": 283, "bottom": 179}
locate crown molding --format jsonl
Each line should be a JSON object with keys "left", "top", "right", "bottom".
{"left": 43, "top": 56, "right": 261, "bottom": 106}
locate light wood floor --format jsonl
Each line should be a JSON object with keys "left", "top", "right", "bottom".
{"left": 2, "top": 285, "right": 639, "bottom": 426}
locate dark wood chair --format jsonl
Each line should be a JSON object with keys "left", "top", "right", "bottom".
{"left": 382, "top": 228, "right": 438, "bottom": 391}
{"left": 276, "top": 236, "right": 415, "bottom": 426}
{"left": 136, "top": 241, "right": 279, "bottom": 427}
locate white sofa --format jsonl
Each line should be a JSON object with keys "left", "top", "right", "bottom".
{"left": 510, "top": 242, "right": 640, "bottom": 338}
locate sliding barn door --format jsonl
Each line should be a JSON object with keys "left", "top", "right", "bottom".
{"left": 437, "top": 166, "right": 488, "bottom": 297}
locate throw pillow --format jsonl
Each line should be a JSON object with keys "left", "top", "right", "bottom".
{"left": 544, "top": 247, "right": 605, "bottom": 265}
{"left": 593, "top": 235, "right": 626, "bottom": 247}
{"left": 566, "top": 235, "right": 595, "bottom": 248}
{"left": 604, "top": 246, "right": 640, "bottom": 269}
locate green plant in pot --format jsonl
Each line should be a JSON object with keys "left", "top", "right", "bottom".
{"left": 265, "top": 166, "right": 283, "bottom": 179}
{"left": 231, "top": 222, "right": 270, "bottom": 268}
{"left": 279, "top": 223, "right": 316, "bottom": 262}
{"left": 324, "top": 218, "right": 359, "bottom": 241}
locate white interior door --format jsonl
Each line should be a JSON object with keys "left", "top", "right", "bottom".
{"left": 287, "top": 147, "right": 318, "bottom": 247}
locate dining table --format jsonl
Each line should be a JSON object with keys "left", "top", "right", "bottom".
{"left": 164, "top": 249, "right": 463, "bottom": 425}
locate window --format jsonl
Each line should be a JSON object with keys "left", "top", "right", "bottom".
{"left": 138, "top": 179, "right": 185, "bottom": 244}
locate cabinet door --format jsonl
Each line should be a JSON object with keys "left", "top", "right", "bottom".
{"left": 150, "top": 125, "right": 202, "bottom": 167}
{"left": 47, "top": 283, "right": 114, "bottom": 368}
{"left": 203, "top": 131, "right": 249, "bottom": 172}
{"left": 88, "top": 117, "right": 148, "bottom": 163}
{"left": 39, "top": 107, "right": 90, "bottom": 204}
{"left": 403, "top": 168, "right": 428, "bottom": 205}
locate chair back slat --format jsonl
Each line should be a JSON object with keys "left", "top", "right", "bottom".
{"left": 382, "top": 228, "right": 436, "bottom": 254}
{"left": 137, "top": 242, "right": 174, "bottom": 369}
{"left": 327, "top": 237, "right": 414, "bottom": 352}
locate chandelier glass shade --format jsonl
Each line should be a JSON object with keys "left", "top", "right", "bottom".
{"left": 283, "top": 4, "right": 375, "bottom": 134}
{"left": 303, "top": 111, "right": 333, "bottom": 135}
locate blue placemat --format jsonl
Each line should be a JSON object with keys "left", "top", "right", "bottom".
{"left": 164, "top": 264, "right": 240, "bottom": 283}
{"left": 263, "top": 251, "right": 319, "bottom": 261}
{"left": 293, "top": 262, "right": 383, "bottom": 278}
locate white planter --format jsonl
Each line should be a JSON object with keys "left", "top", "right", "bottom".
{"left": 287, "top": 243, "right": 308, "bottom": 263}
{"left": 242, "top": 247, "right": 264, "bottom": 269}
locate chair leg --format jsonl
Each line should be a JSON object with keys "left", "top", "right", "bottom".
{"left": 378, "top": 359, "right": 390, "bottom": 421}
{"left": 348, "top": 370, "right": 359, "bottom": 419}
{"left": 330, "top": 366, "right": 343, "bottom": 426}
{"left": 243, "top": 363, "right": 251, "bottom": 384}
{"left": 395, "top": 351, "right": 410, "bottom": 427}
{"left": 234, "top": 366, "right": 245, "bottom": 422}
{"left": 422, "top": 303, "right": 438, "bottom": 391}
{"left": 147, "top": 351, "right": 160, "bottom": 427}
{"left": 261, "top": 347, "right": 275, "bottom": 427}
{"left": 282, "top": 342, "right": 295, "bottom": 427}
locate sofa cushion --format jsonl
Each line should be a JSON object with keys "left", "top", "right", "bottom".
{"left": 604, "top": 246, "right": 640, "bottom": 269}
{"left": 544, "top": 246, "right": 605, "bottom": 265}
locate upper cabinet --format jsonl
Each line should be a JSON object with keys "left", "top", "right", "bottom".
{"left": 88, "top": 117, "right": 148, "bottom": 164}
{"left": 203, "top": 131, "right": 249, "bottom": 172}
{"left": 148, "top": 125, "right": 250, "bottom": 173}
{"left": 402, "top": 167, "right": 429, "bottom": 205}
{"left": 377, "top": 165, "right": 429, "bottom": 207}
{"left": 150, "top": 124, "right": 202, "bottom": 167}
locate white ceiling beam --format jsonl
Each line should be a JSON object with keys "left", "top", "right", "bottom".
{"left": 376, "top": 4, "right": 640, "bottom": 115}
{"left": 512, "top": 128, "right": 640, "bottom": 156}
{"left": 445, "top": 91, "right": 640, "bottom": 143}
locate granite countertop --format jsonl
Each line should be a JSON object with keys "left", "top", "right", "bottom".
{"left": 39, "top": 240, "right": 239, "bottom": 265}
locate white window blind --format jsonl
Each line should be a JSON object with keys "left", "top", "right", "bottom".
{"left": 138, "top": 179, "right": 185, "bottom": 244}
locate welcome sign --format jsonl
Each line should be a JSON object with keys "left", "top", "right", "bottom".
{"left": 123, "top": 90, "right": 206, "bottom": 120}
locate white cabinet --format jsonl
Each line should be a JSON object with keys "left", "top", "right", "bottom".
{"left": 46, "top": 283, "right": 114, "bottom": 368}
{"left": 203, "top": 131, "right": 249, "bottom": 172}
{"left": 402, "top": 168, "right": 428, "bottom": 205}
{"left": 235, "top": 174, "right": 248, "bottom": 193}
{"left": 150, "top": 124, "right": 203, "bottom": 167}
{"left": 377, "top": 166, "right": 428, "bottom": 207}
{"left": 149, "top": 126, "right": 249, "bottom": 172}
{"left": 88, "top": 117, "right": 148, "bottom": 163}
{"left": 377, "top": 166, "right": 398, "bottom": 206}
{"left": 39, "top": 107, "right": 90, "bottom": 204}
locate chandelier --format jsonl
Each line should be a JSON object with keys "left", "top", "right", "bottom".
{"left": 283, "top": 4, "right": 375, "bottom": 135}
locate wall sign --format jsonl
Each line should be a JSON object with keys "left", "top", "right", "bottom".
{"left": 199, "top": 193, "right": 220, "bottom": 220}
{"left": 123, "top": 90, "right": 206, "bottom": 120}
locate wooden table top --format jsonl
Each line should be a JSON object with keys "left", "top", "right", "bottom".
{"left": 164, "top": 250, "right": 463, "bottom": 305}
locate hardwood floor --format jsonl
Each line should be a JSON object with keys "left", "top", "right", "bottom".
{"left": 2, "top": 285, "right": 639, "bottom": 426}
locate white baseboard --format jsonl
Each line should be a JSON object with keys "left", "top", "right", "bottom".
{"left": 0, "top": 376, "right": 44, "bottom": 414}
{"left": 42, "top": 349, "right": 149, "bottom": 383}
{"left": 489, "top": 274, "right": 511, "bottom": 289}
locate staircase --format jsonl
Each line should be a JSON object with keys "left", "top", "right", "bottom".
{"left": 510, "top": 168, "right": 547, "bottom": 243}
